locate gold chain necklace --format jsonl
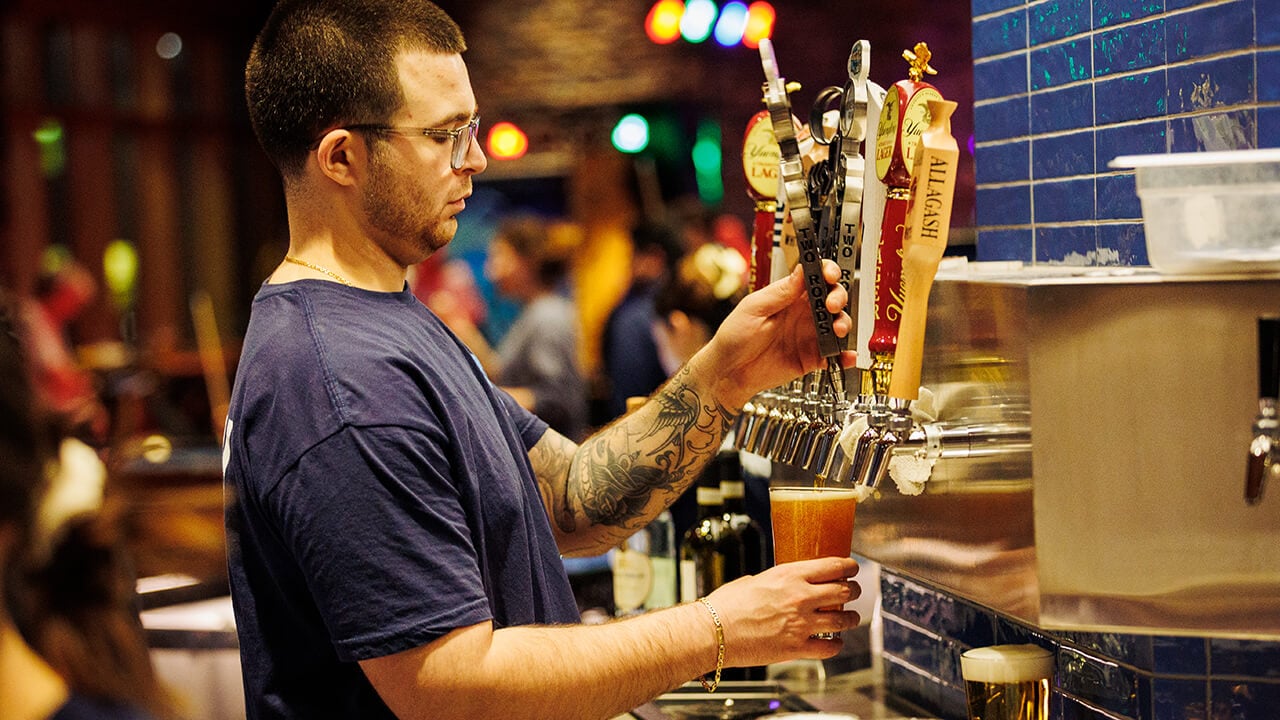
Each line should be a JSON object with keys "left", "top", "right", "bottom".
{"left": 283, "top": 255, "right": 353, "bottom": 286}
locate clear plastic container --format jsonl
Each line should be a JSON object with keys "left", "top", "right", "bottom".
{"left": 1111, "top": 149, "right": 1280, "bottom": 274}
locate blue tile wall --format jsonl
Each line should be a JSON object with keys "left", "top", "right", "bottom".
{"left": 879, "top": 570, "right": 1280, "bottom": 720}
{"left": 970, "top": 0, "right": 1277, "bottom": 265}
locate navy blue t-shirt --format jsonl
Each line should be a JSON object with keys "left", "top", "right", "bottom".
{"left": 223, "top": 280, "right": 580, "bottom": 718}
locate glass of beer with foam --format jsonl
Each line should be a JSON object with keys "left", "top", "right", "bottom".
{"left": 769, "top": 483, "right": 859, "bottom": 638}
{"left": 960, "top": 644, "right": 1053, "bottom": 720}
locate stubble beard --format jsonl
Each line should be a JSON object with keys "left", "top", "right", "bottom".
{"left": 363, "top": 157, "right": 456, "bottom": 263}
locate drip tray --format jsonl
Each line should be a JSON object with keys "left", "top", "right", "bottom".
{"left": 631, "top": 680, "right": 820, "bottom": 720}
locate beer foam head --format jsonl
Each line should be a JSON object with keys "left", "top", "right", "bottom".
{"left": 961, "top": 644, "right": 1054, "bottom": 683}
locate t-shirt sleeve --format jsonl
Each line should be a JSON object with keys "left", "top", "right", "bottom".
{"left": 495, "top": 383, "right": 549, "bottom": 450}
{"left": 265, "top": 424, "right": 492, "bottom": 662}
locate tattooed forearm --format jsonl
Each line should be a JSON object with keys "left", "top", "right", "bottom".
{"left": 567, "top": 365, "right": 736, "bottom": 537}
{"left": 528, "top": 431, "right": 577, "bottom": 533}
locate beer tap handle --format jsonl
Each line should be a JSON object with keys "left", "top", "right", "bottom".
{"left": 759, "top": 39, "right": 844, "bottom": 362}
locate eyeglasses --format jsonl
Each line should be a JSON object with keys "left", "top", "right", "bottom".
{"left": 347, "top": 114, "right": 481, "bottom": 170}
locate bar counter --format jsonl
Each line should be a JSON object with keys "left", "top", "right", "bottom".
{"left": 616, "top": 668, "right": 937, "bottom": 719}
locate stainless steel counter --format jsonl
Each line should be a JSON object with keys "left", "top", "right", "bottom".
{"left": 617, "top": 669, "right": 936, "bottom": 720}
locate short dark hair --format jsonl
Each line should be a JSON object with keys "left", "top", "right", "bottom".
{"left": 245, "top": 0, "right": 466, "bottom": 178}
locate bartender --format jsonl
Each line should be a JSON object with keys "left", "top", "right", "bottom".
{"left": 224, "top": 1, "right": 861, "bottom": 718}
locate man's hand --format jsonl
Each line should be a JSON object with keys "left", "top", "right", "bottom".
{"left": 704, "top": 556, "right": 861, "bottom": 667}
{"left": 693, "top": 259, "right": 854, "bottom": 410}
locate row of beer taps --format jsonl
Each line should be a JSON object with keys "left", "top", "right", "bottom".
{"left": 734, "top": 38, "right": 1031, "bottom": 493}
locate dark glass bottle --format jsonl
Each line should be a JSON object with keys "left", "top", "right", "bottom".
{"left": 717, "top": 449, "right": 766, "bottom": 581}
{"left": 678, "top": 467, "right": 725, "bottom": 604}
{"left": 715, "top": 449, "right": 769, "bottom": 681}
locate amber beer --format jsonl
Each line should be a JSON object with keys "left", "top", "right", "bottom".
{"left": 769, "top": 487, "right": 858, "bottom": 565}
{"left": 960, "top": 645, "right": 1053, "bottom": 720}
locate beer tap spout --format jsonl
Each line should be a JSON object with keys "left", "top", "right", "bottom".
{"left": 893, "top": 421, "right": 1033, "bottom": 461}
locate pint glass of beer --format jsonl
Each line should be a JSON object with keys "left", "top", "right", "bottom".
{"left": 769, "top": 484, "right": 859, "bottom": 637}
{"left": 960, "top": 644, "right": 1053, "bottom": 720}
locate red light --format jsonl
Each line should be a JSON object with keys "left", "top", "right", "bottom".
{"left": 742, "top": 1, "right": 775, "bottom": 49}
{"left": 486, "top": 122, "right": 528, "bottom": 161}
{"left": 646, "top": 0, "right": 685, "bottom": 45}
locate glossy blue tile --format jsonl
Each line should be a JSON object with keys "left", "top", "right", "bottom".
{"left": 1059, "top": 645, "right": 1142, "bottom": 717}
{"left": 1151, "top": 637, "right": 1208, "bottom": 676}
{"left": 1033, "top": 130, "right": 1095, "bottom": 178}
{"left": 1167, "top": 1, "right": 1255, "bottom": 62}
{"left": 1094, "top": 0, "right": 1164, "bottom": 27}
{"left": 1098, "top": 222, "right": 1148, "bottom": 266}
{"left": 1031, "top": 84, "right": 1093, "bottom": 133}
{"left": 1036, "top": 224, "right": 1098, "bottom": 263}
{"left": 1210, "top": 639, "right": 1280, "bottom": 679}
{"left": 1167, "top": 54, "right": 1255, "bottom": 114}
{"left": 1097, "top": 174, "right": 1141, "bottom": 220}
{"left": 881, "top": 616, "right": 965, "bottom": 684}
{"left": 975, "top": 96, "right": 1029, "bottom": 142}
{"left": 1095, "top": 70, "right": 1168, "bottom": 124}
{"left": 1212, "top": 679, "right": 1280, "bottom": 719}
{"left": 1167, "top": 109, "right": 1255, "bottom": 152}
{"left": 1153, "top": 677, "right": 1209, "bottom": 720}
{"left": 1261, "top": 51, "right": 1280, "bottom": 103}
{"left": 1060, "top": 693, "right": 1135, "bottom": 720}
{"left": 973, "top": 8, "right": 1029, "bottom": 59}
{"left": 975, "top": 53, "right": 1028, "bottom": 100}
{"left": 1033, "top": 178, "right": 1095, "bottom": 222}
{"left": 1029, "top": 0, "right": 1092, "bottom": 46}
{"left": 878, "top": 575, "right": 996, "bottom": 649}
{"left": 994, "top": 616, "right": 1060, "bottom": 655}
{"left": 973, "top": 0, "right": 1025, "bottom": 16}
{"left": 1263, "top": 107, "right": 1280, "bottom": 149}
{"left": 1058, "top": 631, "right": 1153, "bottom": 668}
{"left": 976, "top": 139, "right": 1030, "bottom": 183}
{"left": 1262, "top": 3, "right": 1280, "bottom": 45}
{"left": 976, "top": 227, "right": 1034, "bottom": 262}
{"left": 976, "top": 184, "right": 1032, "bottom": 225}
{"left": 1030, "top": 39, "right": 1092, "bottom": 90}
{"left": 1096, "top": 120, "right": 1167, "bottom": 169}
{"left": 1093, "top": 18, "right": 1165, "bottom": 77}
{"left": 884, "top": 655, "right": 961, "bottom": 720}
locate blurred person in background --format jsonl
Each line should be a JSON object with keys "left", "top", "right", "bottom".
{"left": 228, "top": 0, "right": 859, "bottom": 718}
{"left": 0, "top": 295, "right": 166, "bottom": 720}
{"left": 651, "top": 243, "right": 752, "bottom": 539}
{"left": 480, "top": 214, "right": 588, "bottom": 441}
{"left": 599, "top": 218, "right": 685, "bottom": 421}
{"left": 18, "top": 256, "right": 110, "bottom": 444}
{"left": 652, "top": 243, "right": 749, "bottom": 378}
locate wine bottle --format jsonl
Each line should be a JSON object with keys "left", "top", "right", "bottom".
{"left": 679, "top": 468, "right": 726, "bottom": 604}
{"left": 644, "top": 510, "right": 677, "bottom": 610}
{"left": 717, "top": 450, "right": 766, "bottom": 581}
{"left": 716, "top": 449, "right": 770, "bottom": 681}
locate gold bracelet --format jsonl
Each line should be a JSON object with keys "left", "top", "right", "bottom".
{"left": 697, "top": 597, "right": 725, "bottom": 692}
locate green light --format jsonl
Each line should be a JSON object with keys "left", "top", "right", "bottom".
{"left": 693, "top": 120, "right": 723, "bottom": 205}
{"left": 33, "top": 118, "right": 66, "bottom": 178}
{"left": 611, "top": 114, "right": 650, "bottom": 153}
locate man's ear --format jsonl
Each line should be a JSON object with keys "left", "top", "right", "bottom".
{"left": 312, "top": 129, "right": 363, "bottom": 187}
